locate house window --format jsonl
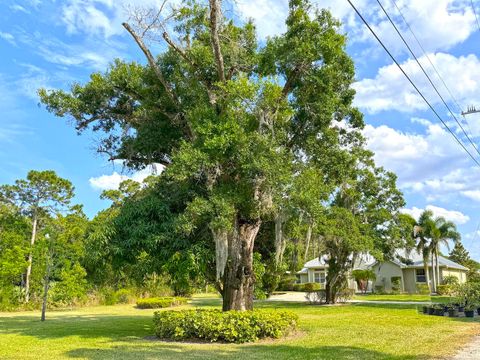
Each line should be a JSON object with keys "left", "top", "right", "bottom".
{"left": 314, "top": 271, "right": 326, "bottom": 284}
{"left": 416, "top": 269, "right": 426, "bottom": 283}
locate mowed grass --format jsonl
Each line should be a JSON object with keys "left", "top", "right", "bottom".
{"left": 353, "top": 294, "right": 452, "bottom": 303}
{"left": 1, "top": 296, "right": 479, "bottom": 360}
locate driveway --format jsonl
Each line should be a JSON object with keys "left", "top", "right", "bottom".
{"left": 268, "top": 292, "right": 431, "bottom": 305}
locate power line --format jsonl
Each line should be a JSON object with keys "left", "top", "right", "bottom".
{"left": 376, "top": 0, "right": 480, "bottom": 158}
{"left": 472, "top": 0, "right": 480, "bottom": 35}
{"left": 346, "top": 0, "right": 480, "bottom": 168}
{"left": 390, "top": 0, "right": 475, "bottom": 141}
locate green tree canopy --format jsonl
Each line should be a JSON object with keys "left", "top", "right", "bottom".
{"left": 38, "top": 0, "right": 403, "bottom": 310}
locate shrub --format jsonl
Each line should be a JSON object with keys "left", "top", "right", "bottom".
{"left": 153, "top": 309, "right": 298, "bottom": 343}
{"left": 443, "top": 275, "right": 459, "bottom": 286}
{"left": 277, "top": 275, "right": 297, "bottom": 291}
{"left": 391, "top": 277, "right": 402, "bottom": 294}
{"left": 336, "top": 288, "right": 355, "bottom": 302}
{"left": 136, "top": 297, "right": 188, "bottom": 309}
{"left": 305, "top": 290, "right": 326, "bottom": 304}
{"left": 436, "top": 284, "right": 452, "bottom": 296}
{"left": 374, "top": 285, "right": 385, "bottom": 294}
{"left": 416, "top": 283, "right": 430, "bottom": 295}
{"left": 293, "top": 282, "right": 321, "bottom": 292}
{"left": 352, "top": 269, "right": 376, "bottom": 293}
{"left": 115, "top": 289, "right": 134, "bottom": 304}
{"left": 303, "top": 282, "right": 321, "bottom": 292}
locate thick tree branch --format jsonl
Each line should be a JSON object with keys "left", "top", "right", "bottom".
{"left": 122, "top": 22, "right": 178, "bottom": 106}
{"left": 209, "top": 0, "right": 226, "bottom": 83}
{"left": 162, "top": 31, "right": 217, "bottom": 105}
{"left": 123, "top": 22, "right": 195, "bottom": 140}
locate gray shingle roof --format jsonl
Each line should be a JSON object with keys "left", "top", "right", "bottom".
{"left": 391, "top": 249, "right": 468, "bottom": 271}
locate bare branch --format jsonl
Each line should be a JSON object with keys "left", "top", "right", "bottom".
{"left": 122, "top": 22, "right": 178, "bottom": 106}
{"left": 209, "top": 0, "right": 226, "bottom": 83}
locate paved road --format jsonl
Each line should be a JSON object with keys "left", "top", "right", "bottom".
{"left": 268, "top": 292, "right": 431, "bottom": 305}
{"left": 450, "top": 336, "right": 480, "bottom": 360}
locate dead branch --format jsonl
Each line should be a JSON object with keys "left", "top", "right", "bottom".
{"left": 209, "top": 0, "right": 226, "bottom": 83}
{"left": 122, "top": 22, "right": 178, "bottom": 106}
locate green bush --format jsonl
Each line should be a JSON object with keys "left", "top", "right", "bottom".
{"left": 303, "top": 282, "right": 321, "bottom": 292}
{"left": 277, "top": 275, "right": 297, "bottom": 291}
{"left": 153, "top": 309, "right": 298, "bottom": 343}
{"left": 391, "top": 277, "right": 402, "bottom": 294}
{"left": 292, "top": 282, "right": 321, "bottom": 292}
{"left": 136, "top": 297, "right": 188, "bottom": 309}
{"left": 115, "top": 289, "right": 134, "bottom": 304}
{"left": 416, "top": 283, "right": 430, "bottom": 295}
{"left": 374, "top": 285, "right": 385, "bottom": 294}
{"left": 443, "top": 276, "right": 459, "bottom": 286}
{"left": 436, "top": 284, "right": 452, "bottom": 296}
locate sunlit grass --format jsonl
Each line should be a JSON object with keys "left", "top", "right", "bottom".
{"left": 0, "top": 296, "right": 478, "bottom": 359}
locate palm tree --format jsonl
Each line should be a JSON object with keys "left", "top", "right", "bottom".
{"left": 415, "top": 210, "right": 435, "bottom": 293}
{"left": 429, "top": 217, "right": 460, "bottom": 289}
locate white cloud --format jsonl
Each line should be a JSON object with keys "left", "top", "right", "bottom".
{"left": 363, "top": 119, "right": 467, "bottom": 183}
{"left": 0, "top": 32, "right": 16, "bottom": 45}
{"left": 89, "top": 163, "right": 164, "bottom": 190}
{"left": 232, "top": 0, "right": 476, "bottom": 53}
{"left": 62, "top": 0, "right": 121, "bottom": 38}
{"left": 363, "top": 0, "right": 476, "bottom": 54}
{"left": 401, "top": 205, "right": 470, "bottom": 224}
{"left": 10, "top": 4, "right": 29, "bottom": 13}
{"left": 461, "top": 190, "right": 480, "bottom": 202}
{"left": 354, "top": 52, "right": 480, "bottom": 114}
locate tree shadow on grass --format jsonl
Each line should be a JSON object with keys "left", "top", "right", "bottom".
{"left": 66, "top": 344, "right": 427, "bottom": 360}
{"left": 0, "top": 314, "right": 154, "bottom": 340}
{"left": 350, "top": 303, "right": 480, "bottom": 322}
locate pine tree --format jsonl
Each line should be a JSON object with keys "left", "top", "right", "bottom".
{"left": 449, "top": 241, "right": 471, "bottom": 266}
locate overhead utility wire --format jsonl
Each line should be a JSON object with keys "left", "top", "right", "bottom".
{"left": 375, "top": 0, "right": 480, "bottom": 157}
{"left": 390, "top": 0, "right": 475, "bottom": 140}
{"left": 472, "top": 0, "right": 480, "bottom": 35}
{"left": 346, "top": 0, "right": 480, "bottom": 167}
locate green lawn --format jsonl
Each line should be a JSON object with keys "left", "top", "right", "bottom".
{"left": 0, "top": 297, "right": 479, "bottom": 360}
{"left": 353, "top": 294, "right": 452, "bottom": 303}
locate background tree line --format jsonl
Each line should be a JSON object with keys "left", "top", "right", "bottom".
{"left": 2, "top": 0, "right": 479, "bottom": 313}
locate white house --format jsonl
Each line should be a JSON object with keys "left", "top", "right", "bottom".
{"left": 296, "top": 253, "right": 376, "bottom": 291}
{"left": 296, "top": 250, "right": 468, "bottom": 293}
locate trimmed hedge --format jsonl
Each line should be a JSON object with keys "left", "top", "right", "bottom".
{"left": 136, "top": 297, "right": 188, "bottom": 309}
{"left": 153, "top": 309, "right": 298, "bottom": 343}
{"left": 292, "top": 282, "right": 321, "bottom": 292}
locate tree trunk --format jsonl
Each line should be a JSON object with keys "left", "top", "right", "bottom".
{"left": 41, "top": 257, "right": 51, "bottom": 322}
{"left": 436, "top": 247, "right": 441, "bottom": 285}
{"left": 325, "top": 281, "right": 335, "bottom": 304}
{"left": 431, "top": 254, "right": 436, "bottom": 293}
{"left": 25, "top": 213, "right": 38, "bottom": 303}
{"left": 222, "top": 219, "right": 261, "bottom": 311}
{"left": 423, "top": 259, "right": 431, "bottom": 294}
{"left": 304, "top": 223, "right": 312, "bottom": 262}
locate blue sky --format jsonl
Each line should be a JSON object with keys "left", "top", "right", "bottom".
{"left": 1, "top": 0, "right": 480, "bottom": 259}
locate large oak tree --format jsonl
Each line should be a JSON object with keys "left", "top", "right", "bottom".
{"left": 40, "top": 0, "right": 376, "bottom": 310}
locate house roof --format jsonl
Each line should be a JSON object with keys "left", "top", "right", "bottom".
{"left": 387, "top": 249, "right": 468, "bottom": 271}
{"left": 297, "top": 253, "right": 376, "bottom": 274}
{"left": 297, "top": 249, "right": 469, "bottom": 275}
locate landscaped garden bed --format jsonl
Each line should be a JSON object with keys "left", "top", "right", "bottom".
{"left": 153, "top": 308, "right": 298, "bottom": 343}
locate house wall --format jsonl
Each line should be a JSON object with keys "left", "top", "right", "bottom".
{"left": 301, "top": 268, "right": 356, "bottom": 290}
{"left": 298, "top": 274, "right": 308, "bottom": 283}
{"left": 442, "top": 268, "right": 467, "bottom": 283}
{"left": 372, "top": 262, "right": 404, "bottom": 292}
{"left": 402, "top": 268, "right": 417, "bottom": 293}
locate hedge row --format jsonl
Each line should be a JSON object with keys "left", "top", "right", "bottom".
{"left": 136, "top": 297, "right": 188, "bottom": 309}
{"left": 153, "top": 309, "right": 298, "bottom": 343}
